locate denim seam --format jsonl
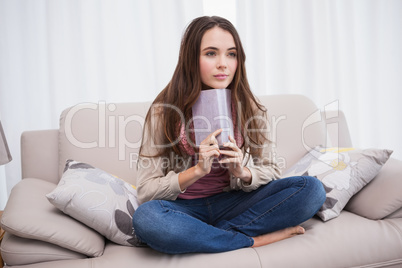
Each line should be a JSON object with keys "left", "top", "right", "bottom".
{"left": 248, "top": 236, "right": 254, "bottom": 247}
{"left": 206, "top": 199, "right": 214, "bottom": 225}
{"left": 158, "top": 200, "right": 169, "bottom": 212}
{"left": 224, "top": 176, "right": 308, "bottom": 232}
{"left": 159, "top": 200, "right": 208, "bottom": 222}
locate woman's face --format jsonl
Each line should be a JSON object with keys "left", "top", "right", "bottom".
{"left": 199, "top": 27, "right": 238, "bottom": 89}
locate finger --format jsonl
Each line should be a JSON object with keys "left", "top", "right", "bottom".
{"left": 223, "top": 140, "right": 240, "bottom": 152}
{"left": 219, "top": 152, "right": 243, "bottom": 165}
{"left": 199, "top": 144, "right": 221, "bottom": 155}
{"left": 219, "top": 155, "right": 242, "bottom": 165}
{"left": 222, "top": 142, "right": 237, "bottom": 150}
{"left": 219, "top": 157, "right": 241, "bottom": 164}
{"left": 209, "top": 129, "right": 223, "bottom": 145}
{"left": 199, "top": 143, "right": 220, "bottom": 153}
{"left": 201, "top": 149, "right": 220, "bottom": 160}
{"left": 200, "top": 129, "right": 223, "bottom": 146}
{"left": 228, "top": 135, "right": 237, "bottom": 145}
{"left": 219, "top": 149, "right": 237, "bottom": 158}
{"left": 211, "top": 128, "right": 223, "bottom": 138}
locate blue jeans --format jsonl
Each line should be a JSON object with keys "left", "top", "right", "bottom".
{"left": 132, "top": 176, "right": 326, "bottom": 254}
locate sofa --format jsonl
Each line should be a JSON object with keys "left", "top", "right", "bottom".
{"left": 1, "top": 94, "right": 402, "bottom": 268}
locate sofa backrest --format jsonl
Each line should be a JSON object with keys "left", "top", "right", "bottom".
{"left": 59, "top": 101, "right": 150, "bottom": 185}
{"left": 256, "top": 95, "right": 327, "bottom": 171}
{"left": 58, "top": 94, "right": 330, "bottom": 185}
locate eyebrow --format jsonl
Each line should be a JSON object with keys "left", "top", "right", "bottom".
{"left": 202, "top": 46, "right": 237, "bottom": 51}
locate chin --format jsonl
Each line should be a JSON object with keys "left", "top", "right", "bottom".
{"left": 202, "top": 81, "right": 232, "bottom": 90}
{"left": 210, "top": 84, "right": 231, "bottom": 89}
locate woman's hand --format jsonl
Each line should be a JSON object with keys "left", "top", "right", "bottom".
{"left": 219, "top": 135, "right": 252, "bottom": 183}
{"left": 178, "top": 129, "right": 223, "bottom": 191}
{"left": 196, "top": 128, "right": 223, "bottom": 176}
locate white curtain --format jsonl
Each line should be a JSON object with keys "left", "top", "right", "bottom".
{"left": 1, "top": 0, "right": 401, "bottom": 209}
{"left": 0, "top": 0, "right": 204, "bottom": 209}
{"left": 236, "top": 0, "right": 402, "bottom": 156}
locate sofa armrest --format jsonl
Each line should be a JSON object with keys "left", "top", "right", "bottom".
{"left": 21, "top": 130, "right": 59, "bottom": 184}
{"left": 345, "top": 157, "right": 402, "bottom": 219}
{"left": 1, "top": 178, "right": 105, "bottom": 257}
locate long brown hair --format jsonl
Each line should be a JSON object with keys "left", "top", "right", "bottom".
{"left": 140, "top": 16, "right": 268, "bottom": 158}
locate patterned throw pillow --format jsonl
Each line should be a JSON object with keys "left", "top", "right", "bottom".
{"left": 46, "top": 160, "right": 142, "bottom": 246}
{"left": 283, "top": 147, "right": 392, "bottom": 221}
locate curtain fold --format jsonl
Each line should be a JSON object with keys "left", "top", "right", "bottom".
{"left": 0, "top": 0, "right": 204, "bottom": 208}
{"left": 236, "top": 0, "right": 402, "bottom": 157}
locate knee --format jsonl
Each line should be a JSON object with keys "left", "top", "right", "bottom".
{"left": 132, "top": 200, "right": 186, "bottom": 253}
{"left": 132, "top": 200, "right": 162, "bottom": 240}
{"left": 132, "top": 200, "right": 183, "bottom": 244}
{"left": 303, "top": 176, "right": 326, "bottom": 210}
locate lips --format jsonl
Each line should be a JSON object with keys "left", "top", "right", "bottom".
{"left": 214, "top": 74, "right": 228, "bottom": 80}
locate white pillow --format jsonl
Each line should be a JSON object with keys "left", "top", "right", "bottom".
{"left": 46, "top": 160, "right": 141, "bottom": 246}
{"left": 283, "top": 147, "right": 392, "bottom": 221}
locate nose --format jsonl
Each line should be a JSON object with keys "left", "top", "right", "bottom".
{"left": 217, "top": 55, "right": 227, "bottom": 69}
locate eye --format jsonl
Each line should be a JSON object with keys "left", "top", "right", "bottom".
{"left": 206, "top": 51, "right": 216, "bottom": 56}
{"left": 228, "top": 52, "right": 237, "bottom": 58}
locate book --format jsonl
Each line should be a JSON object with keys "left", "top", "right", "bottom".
{"left": 192, "top": 88, "right": 234, "bottom": 147}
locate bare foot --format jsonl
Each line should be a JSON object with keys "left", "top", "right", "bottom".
{"left": 251, "top": 226, "right": 305, "bottom": 247}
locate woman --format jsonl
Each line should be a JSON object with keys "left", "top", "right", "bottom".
{"left": 132, "top": 16, "right": 326, "bottom": 254}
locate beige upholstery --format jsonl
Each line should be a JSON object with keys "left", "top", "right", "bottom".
{"left": 0, "top": 233, "right": 86, "bottom": 266}
{"left": 1, "top": 94, "right": 402, "bottom": 268}
{"left": 58, "top": 101, "right": 150, "bottom": 186}
{"left": 345, "top": 157, "right": 402, "bottom": 220}
{"left": 0, "top": 179, "right": 105, "bottom": 257}
{"left": 21, "top": 130, "right": 59, "bottom": 184}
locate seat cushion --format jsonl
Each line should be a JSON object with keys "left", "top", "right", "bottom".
{"left": 87, "top": 212, "right": 402, "bottom": 268}
{"left": 0, "top": 232, "right": 86, "bottom": 266}
{"left": 0, "top": 178, "right": 105, "bottom": 257}
{"left": 93, "top": 241, "right": 262, "bottom": 268}
{"left": 253, "top": 212, "right": 402, "bottom": 268}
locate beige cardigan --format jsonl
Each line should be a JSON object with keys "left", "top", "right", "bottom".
{"left": 136, "top": 106, "right": 282, "bottom": 204}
